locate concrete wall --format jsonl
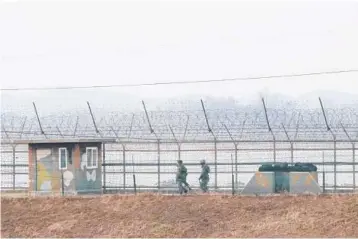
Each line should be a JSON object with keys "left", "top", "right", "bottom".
{"left": 241, "top": 172, "right": 275, "bottom": 194}
{"left": 242, "top": 171, "right": 321, "bottom": 195}
{"left": 289, "top": 172, "right": 322, "bottom": 194}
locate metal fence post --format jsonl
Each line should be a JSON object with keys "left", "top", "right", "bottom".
{"left": 61, "top": 171, "right": 64, "bottom": 196}
{"left": 322, "top": 171, "right": 326, "bottom": 193}
{"left": 290, "top": 142, "right": 294, "bottom": 164}
{"left": 35, "top": 149, "right": 38, "bottom": 192}
{"left": 157, "top": 140, "right": 161, "bottom": 191}
{"left": 214, "top": 140, "right": 217, "bottom": 190}
{"left": 353, "top": 143, "right": 356, "bottom": 191}
{"left": 103, "top": 143, "right": 106, "bottom": 193}
{"left": 322, "top": 150, "right": 325, "bottom": 193}
{"left": 12, "top": 145, "right": 16, "bottom": 190}
{"left": 273, "top": 140, "right": 276, "bottom": 163}
{"left": 122, "top": 144, "right": 126, "bottom": 193}
{"left": 334, "top": 139, "right": 337, "bottom": 192}
{"left": 235, "top": 143, "right": 238, "bottom": 191}
{"left": 133, "top": 174, "right": 137, "bottom": 195}
{"left": 231, "top": 154, "right": 234, "bottom": 195}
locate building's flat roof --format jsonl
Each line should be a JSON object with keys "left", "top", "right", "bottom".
{"left": 9, "top": 138, "right": 117, "bottom": 144}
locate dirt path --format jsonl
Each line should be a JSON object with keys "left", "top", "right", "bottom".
{"left": 1, "top": 194, "right": 358, "bottom": 238}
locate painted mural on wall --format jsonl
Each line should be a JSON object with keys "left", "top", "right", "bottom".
{"left": 241, "top": 172, "right": 275, "bottom": 194}
{"left": 35, "top": 147, "right": 76, "bottom": 193}
{"left": 59, "top": 147, "right": 76, "bottom": 193}
{"left": 31, "top": 143, "right": 102, "bottom": 194}
{"left": 75, "top": 147, "right": 102, "bottom": 194}
{"left": 289, "top": 172, "right": 322, "bottom": 194}
{"left": 63, "top": 170, "right": 74, "bottom": 187}
{"left": 291, "top": 172, "right": 316, "bottom": 186}
{"left": 255, "top": 172, "right": 270, "bottom": 188}
{"left": 36, "top": 149, "right": 61, "bottom": 192}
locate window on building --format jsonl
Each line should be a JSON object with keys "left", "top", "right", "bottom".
{"left": 59, "top": 148, "right": 68, "bottom": 169}
{"left": 86, "top": 147, "right": 98, "bottom": 169}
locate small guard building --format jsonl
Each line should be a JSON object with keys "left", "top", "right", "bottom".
{"left": 19, "top": 138, "right": 116, "bottom": 195}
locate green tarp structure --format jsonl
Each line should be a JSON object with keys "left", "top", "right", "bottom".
{"left": 258, "top": 162, "right": 317, "bottom": 193}
{"left": 290, "top": 163, "right": 317, "bottom": 172}
{"left": 259, "top": 162, "right": 289, "bottom": 172}
{"left": 258, "top": 162, "right": 317, "bottom": 172}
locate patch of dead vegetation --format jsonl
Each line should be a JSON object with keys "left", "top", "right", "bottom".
{"left": 1, "top": 193, "right": 358, "bottom": 238}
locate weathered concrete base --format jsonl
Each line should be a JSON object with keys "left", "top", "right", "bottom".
{"left": 289, "top": 172, "right": 322, "bottom": 194}
{"left": 241, "top": 172, "right": 275, "bottom": 194}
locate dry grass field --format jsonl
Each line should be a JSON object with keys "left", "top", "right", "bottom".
{"left": 1, "top": 193, "right": 358, "bottom": 238}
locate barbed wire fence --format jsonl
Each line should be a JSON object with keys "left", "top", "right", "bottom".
{"left": 1, "top": 97, "right": 358, "bottom": 194}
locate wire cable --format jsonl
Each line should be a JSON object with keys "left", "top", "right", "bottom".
{"left": 1, "top": 69, "right": 357, "bottom": 91}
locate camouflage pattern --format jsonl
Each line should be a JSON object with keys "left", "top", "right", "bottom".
{"left": 177, "top": 180, "right": 187, "bottom": 194}
{"left": 176, "top": 161, "right": 190, "bottom": 194}
{"left": 199, "top": 162, "right": 210, "bottom": 192}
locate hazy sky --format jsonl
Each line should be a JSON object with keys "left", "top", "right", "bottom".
{"left": 1, "top": 0, "right": 358, "bottom": 100}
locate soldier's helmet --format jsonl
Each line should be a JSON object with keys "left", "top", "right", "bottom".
{"left": 200, "top": 159, "right": 205, "bottom": 164}
{"left": 177, "top": 159, "right": 183, "bottom": 164}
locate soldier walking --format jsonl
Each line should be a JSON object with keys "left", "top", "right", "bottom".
{"left": 176, "top": 160, "right": 191, "bottom": 194}
{"left": 199, "top": 159, "right": 210, "bottom": 192}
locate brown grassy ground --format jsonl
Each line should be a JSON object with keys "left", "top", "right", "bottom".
{"left": 1, "top": 193, "right": 358, "bottom": 238}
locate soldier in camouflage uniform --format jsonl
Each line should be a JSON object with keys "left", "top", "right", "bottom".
{"left": 199, "top": 159, "right": 210, "bottom": 192}
{"left": 176, "top": 160, "right": 191, "bottom": 194}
